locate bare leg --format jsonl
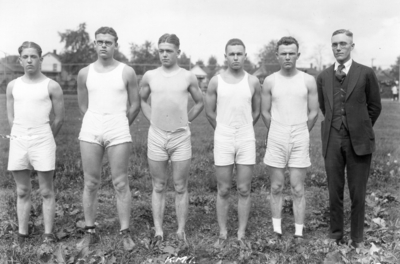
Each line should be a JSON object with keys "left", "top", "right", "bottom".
{"left": 107, "top": 143, "right": 132, "bottom": 230}
{"left": 216, "top": 165, "right": 234, "bottom": 238}
{"left": 270, "top": 167, "right": 285, "bottom": 220}
{"left": 171, "top": 159, "right": 191, "bottom": 234}
{"left": 38, "top": 171, "right": 55, "bottom": 234}
{"left": 289, "top": 167, "right": 307, "bottom": 225}
{"left": 236, "top": 165, "right": 253, "bottom": 239}
{"left": 80, "top": 142, "right": 104, "bottom": 227}
{"left": 13, "top": 170, "right": 32, "bottom": 235}
{"left": 148, "top": 159, "right": 169, "bottom": 237}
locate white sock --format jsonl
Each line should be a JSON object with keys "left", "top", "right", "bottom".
{"left": 295, "top": 223, "right": 303, "bottom": 237}
{"left": 272, "top": 218, "right": 282, "bottom": 234}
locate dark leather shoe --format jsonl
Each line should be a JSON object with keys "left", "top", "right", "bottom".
{"left": 351, "top": 241, "right": 362, "bottom": 248}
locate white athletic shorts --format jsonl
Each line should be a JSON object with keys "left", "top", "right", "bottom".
{"left": 79, "top": 111, "right": 132, "bottom": 148}
{"left": 147, "top": 124, "right": 191, "bottom": 162}
{"left": 8, "top": 124, "right": 56, "bottom": 171}
{"left": 214, "top": 123, "right": 256, "bottom": 166}
{"left": 263, "top": 120, "right": 311, "bottom": 168}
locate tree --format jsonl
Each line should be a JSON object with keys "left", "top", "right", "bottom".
{"left": 195, "top": 59, "right": 205, "bottom": 68}
{"left": 243, "top": 58, "right": 255, "bottom": 74}
{"left": 206, "top": 55, "right": 218, "bottom": 79}
{"left": 58, "top": 23, "right": 96, "bottom": 74}
{"left": 129, "top": 41, "right": 159, "bottom": 75}
{"left": 0, "top": 55, "right": 19, "bottom": 65}
{"left": 311, "top": 44, "right": 329, "bottom": 71}
{"left": 258, "top": 40, "right": 279, "bottom": 67}
{"left": 178, "top": 52, "right": 192, "bottom": 70}
{"left": 391, "top": 55, "right": 400, "bottom": 81}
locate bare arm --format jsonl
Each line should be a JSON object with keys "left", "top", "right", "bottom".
{"left": 204, "top": 76, "right": 218, "bottom": 129}
{"left": 187, "top": 73, "right": 204, "bottom": 123}
{"left": 139, "top": 73, "right": 152, "bottom": 122}
{"left": 6, "top": 81, "right": 15, "bottom": 128}
{"left": 123, "top": 66, "right": 141, "bottom": 125}
{"left": 250, "top": 75, "right": 261, "bottom": 126}
{"left": 261, "top": 75, "right": 274, "bottom": 130}
{"left": 77, "top": 67, "right": 89, "bottom": 116}
{"left": 306, "top": 74, "right": 319, "bottom": 131}
{"left": 48, "top": 80, "right": 65, "bottom": 137}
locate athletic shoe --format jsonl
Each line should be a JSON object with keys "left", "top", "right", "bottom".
{"left": 76, "top": 230, "right": 100, "bottom": 250}
{"left": 119, "top": 229, "right": 135, "bottom": 251}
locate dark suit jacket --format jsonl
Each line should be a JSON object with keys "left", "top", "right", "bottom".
{"left": 317, "top": 61, "right": 382, "bottom": 157}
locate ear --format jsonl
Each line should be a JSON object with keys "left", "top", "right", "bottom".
{"left": 18, "top": 57, "right": 23, "bottom": 66}
{"left": 351, "top": 43, "right": 355, "bottom": 50}
{"left": 177, "top": 49, "right": 181, "bottom": 55}
{"left": 115, "top": 42, "right": 119, "bottom": 48}
{"left": 297, "top": 52, "right": 301, "bottom": 59}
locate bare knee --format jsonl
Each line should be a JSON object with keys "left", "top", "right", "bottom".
{"left": 153, "top": 181, "right": 167, "bottom": 194}
{"left": 39, "top": 187, "right": 54, "bottom": 200}
{"left": 84, "top": 177, "right": 101, "bottom": 193}
{"left": 218, "top": 185, "right": 230, "bottom": 199}
{"left": 291, "top": 184, "right": 304, "bottom": 199}
{"left": 174, "top": 182, "right": 187, "bottom": 195}
{"left": 16, "top": 186, "right": 31, "bottom": 200}
{"left": 271, "top": 183, "right": 284, "bottom": 195}
{"left": 237, "top": 185, "right": 250, "bottom": 198}
{"left": 113, "top": 177, "right": 129, "bottom": 194}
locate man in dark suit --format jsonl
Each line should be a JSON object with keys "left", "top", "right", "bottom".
{"left": 317, "top": 29, "right": 381, "bottom": 248}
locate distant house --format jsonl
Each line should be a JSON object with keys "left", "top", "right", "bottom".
{"left": 299, "top": 63, "right": 320, "bottom": 78}
{"left": 41, "top": 50, "right": 62, "bottom": 80}
{"left": 190, "top": 65, "right": 207, "bottom": 80}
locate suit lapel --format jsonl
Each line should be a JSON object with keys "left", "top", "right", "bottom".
{"left": 326, "top": 65, "right": 334, "bottom": 110}
{"left": 346, "top": 61, "right": 361, "bottom": 101}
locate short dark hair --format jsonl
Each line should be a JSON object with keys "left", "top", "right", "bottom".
{"left": 225, "top": 38, "right": 246, "bottom": 52}
{"left": 95, "top": 27, "right": 118, "bottom": 43}
{"left": 332, "top": 29, "right": 353, "bottom": 38}
{"left": 18, "top": 41, "right": 42, "bottom": 57}
{"left": 158, "top": 33, "right": 180, "bottom": 49}
{"left": 276, "top": 36, "right": 299, "bottom": 52}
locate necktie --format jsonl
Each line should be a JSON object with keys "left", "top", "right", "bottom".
{"left": 335, "top": 64, "right": 346, "bottom": 82}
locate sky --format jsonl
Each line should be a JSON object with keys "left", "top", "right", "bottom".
{"left": 1, "top": 0, "right": 399, "bottom": 69}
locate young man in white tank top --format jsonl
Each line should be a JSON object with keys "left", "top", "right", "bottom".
{"left": 140, "top": 34, "right": 204, "bottom": 250}
{"left": 77, "top": 27, "right": 140, "bottom": 251}
{"left": 261, "top": 37, "right": 319, "bottom": 243}
{"left": 205, "top": 39, "right": 261, "bottom": 248}
{"left": 6, "top": 42, "right": 65, "bottom": 246}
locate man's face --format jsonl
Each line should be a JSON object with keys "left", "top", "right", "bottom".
{"left": 331, "top": 33, "right": 354, "bottom": 64}
{"left": 225, "top": 45, "right": 246, "bottom": 70}
{"left": 19, "top": 48, "right": 42, "bottom": 74}
{"left": 158, "top": 42, "right": 180, "bottom": 67}
{"left": 94, "top": 33, "right": 117, "bottom": 58}
{"left": 276, "top": 44, "right": 300, "bottom": 70}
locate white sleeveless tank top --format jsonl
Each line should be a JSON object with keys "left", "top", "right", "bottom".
{"left": 12, "top": 77, "right": 52, "bottom": 128}
{"left": 216, "top": 72, "right": 253, "bottom": 128}
{"left": 271, "top": 71, "right": 308, "bottom": 125}
{"left": 86, "top": 63, "right": 127, "bottom": 114}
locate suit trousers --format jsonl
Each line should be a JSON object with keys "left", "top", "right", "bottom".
{"left": 324, "top": 125, "right": 371, "bottom": 242}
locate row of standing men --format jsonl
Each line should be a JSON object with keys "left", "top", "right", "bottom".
{"left": 5, "top": 27, "right": 381, "bottom": 252}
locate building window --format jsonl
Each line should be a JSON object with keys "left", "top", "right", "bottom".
{"left": 53, "top": 64, "right": 57, "bottom": 72}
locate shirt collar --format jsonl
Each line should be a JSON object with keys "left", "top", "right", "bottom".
{"left": 334, "top": 59, "right": 352, "bottom": 74}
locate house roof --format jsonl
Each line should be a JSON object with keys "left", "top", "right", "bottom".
{"left": 190, "top": 65, "right": 207, "bottom": 77}
{"left": 42, "top": 52, "right": 61, "bottom": 62}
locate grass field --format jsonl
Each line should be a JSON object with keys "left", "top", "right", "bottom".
{"left": 0, "top": 94, "right": 399, "bottom": 264}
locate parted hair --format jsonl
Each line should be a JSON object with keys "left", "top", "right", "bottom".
{"left": 332, "top": 29, "right": 353, "bottom": 38}
{"left": 18, "top": 41, "right": 42, "bottom": 57}
{"left": 95, "top": 27, "right": 119, "bottom": 43}
{"left": 158, "top": 33, "right": 180, "bottom": 49}
{"left": 225, "top": 38, "right": 246, "bottom": 52}
{"left": 276, "top": 36, "right": 299, "bottom": 51}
